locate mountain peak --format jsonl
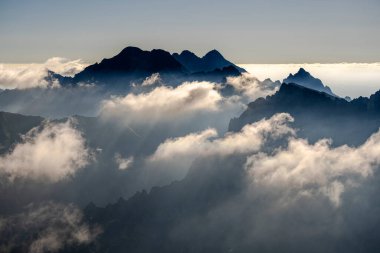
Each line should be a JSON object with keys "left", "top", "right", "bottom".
{"left": 297, "top": 67, "right": 307, "bottom": 74}
{"left": 293, "top": 68, "right": 314, "bottom": 79}
{"left": 203, "top": 49, "right": 224, "bottom": 59}
{"left": 118, "top": 46, "right": 143, "bottom": 55}
{"left": 284, "top": 68, "right": 336, "bottom": 97}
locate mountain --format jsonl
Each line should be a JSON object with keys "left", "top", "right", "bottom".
{"left": 52, "top": 47, "right": 243, "bottom": 87}
{"left": 229, "top": 83, "right": 380, "bottom": 146}
{"left": 72, "top": 47, "right": 185, "bottom": 84}
{"left": 172, "top": 49, "right": 246, "bottom": 73}
{"left": 283, "top": 68, "right": 336, "bottom": 96}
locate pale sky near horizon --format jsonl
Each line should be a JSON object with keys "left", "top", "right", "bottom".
{"left": 1, "top": 0, "right": 379, "bottom": 63}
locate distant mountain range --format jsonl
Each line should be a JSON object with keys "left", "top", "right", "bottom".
{"left": 53, "top": 47, "right": 246, "bottom": 87}
{"left": 47, "top": 46, "right": 346, "bottom": 102}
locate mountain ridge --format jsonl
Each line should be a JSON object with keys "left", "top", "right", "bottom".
{"left": 52, "top": 46, "right": 244, "bottom": 87}
{"left": 173, "top": 49, "right": 246, "bottom": 73}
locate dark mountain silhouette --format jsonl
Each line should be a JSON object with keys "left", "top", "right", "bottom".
{"left": 172, "top": 49, "right": 246, "bottom": 73}
{"left": 72, "top": 47, "right": 185, "bottom": 85}
{"left": 229, "top": 83, "right": 380, "bottom": 146}
{"left": 283, "top": 68, "right": 336, "bottom": 96}
{"left": 51, "top": 47, "right": 243, "bottom": 87}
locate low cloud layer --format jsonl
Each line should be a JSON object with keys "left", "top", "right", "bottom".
{"left": 0, "top": 202, "right": 101, "bottom": 253}
{"left": 0, "top": 120, "right": 91, "bottom": 182}
{"left": 0, "top": 58, "right": 87, "bottom": 89}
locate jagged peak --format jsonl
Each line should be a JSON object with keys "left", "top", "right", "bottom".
{"left": 297, "top": 67, "right": 308, "bottom": 74}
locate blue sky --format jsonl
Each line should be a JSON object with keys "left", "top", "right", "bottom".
{"left": 1, "top": 0, "right": 379, "bottom": 63}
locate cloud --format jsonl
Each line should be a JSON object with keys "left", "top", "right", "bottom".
{"left": 0, "top": 58, "right": 87, "bottom": 89}
{"left": 100, "top": 81, "right": 234, "bottom": 126}
{"left": 162, "top": 119, "right": 380, "bottom": 252}
{"left": 226, "top": 73, "right": 280, "bottom": 101}
{"left": 114, "top": 153, "right": 134, "bottom": 170}
{"left": 148, "top": 113, "right": 295, "bottom": 173}
{"left": 246, "top": 127, "right": 380, "bottom": 207}
{"left": 141, "top": 73, "right": 162, "bottom": 87}
{"left": 146, "top": 112, "right": 380, "bottom": 209}
{"left": 43, "top": 57, "right": 87, "bottom": 77}
{"left": 0, "top": 202, "right": 101, "bottom": 253}
{"left": 0, "top": 120, "right": 91, "bottom": 182}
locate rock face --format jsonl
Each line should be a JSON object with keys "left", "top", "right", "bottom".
{"left": 229, "top": 83, "right": 380, "bottom": 146}
{"left": 283, "top": 68, "right": 336, "bottom": 96}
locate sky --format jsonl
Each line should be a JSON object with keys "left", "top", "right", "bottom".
{"left": 1, "top": 0, "right": 379, "bottom": 64}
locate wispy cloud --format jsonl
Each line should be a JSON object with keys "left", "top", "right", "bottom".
{"left": 114, "top": 153, "right": 134, "bottom": 170}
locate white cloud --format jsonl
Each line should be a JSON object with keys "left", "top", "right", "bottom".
{"left": 226, "top": 73, "right": 280, "bottom": 101}
{"left": 141, "top": 73, "right": 161, "bottom": 86}
{"left": 0, "top": 202, "right": 101, "bottom": 253}
{"left": 100, "top": 81, "right": 230, "bottom": 125}
{"left": 0, "top": 57, "right": 87, "bottom": 89}
{"left": 149, "top": 113, "right": 295, "bottom": 171}
{"left": 44, "top": 57, "right": 87, "bottom": 77}
{"left": 114, "top": 153, "right": 134, "bottom": 170}
{"left": 246, "top": 128, "right": 380, "bottom": 207}
{"left": 0, "top": 120, "right": 91, "bottom": 182}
